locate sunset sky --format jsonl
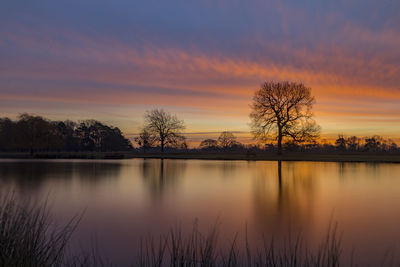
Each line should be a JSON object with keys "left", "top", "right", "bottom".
{"left": 1, "top": 0, "right": 399, "bottom": 144}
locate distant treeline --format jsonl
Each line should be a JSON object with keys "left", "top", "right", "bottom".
{"left": 0, "top": 113, "right": 399, "bottom": 154}
{"left": 195, "top": 133, "right": 399, "bottom": 153}
{"left": 0, "top": 114, "right": 132, "bottom": 153}
{"left": 331, "top": 134, "right": 398, "bottom": 152}
{"left": 136, "top": 130, "right": 399, "bottom": 153}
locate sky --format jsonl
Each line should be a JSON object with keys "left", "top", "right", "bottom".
{"left": 1, "top": 0, "right": 400, "bottom": 144}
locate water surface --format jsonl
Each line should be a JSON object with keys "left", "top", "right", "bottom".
{"left": 1, "top": 159, "right": 399, "bottom": 265}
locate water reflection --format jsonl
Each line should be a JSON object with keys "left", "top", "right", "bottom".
{"left": 221, "top": 161, "right": 240, "bottom": 179}
{"left": 337, "top": 162, "right": 382, "bottom": 181}
{"left": 0, "top": 159, "right": 399, "bottom": 266}
{"left": 141, "top": 159, "right": 186, "bottom": 200}
{"left": 0, "top": 160, "right": 122, "bottom": 192}
{"left": 252, "top": 161, "right": 315, "bottom": 233}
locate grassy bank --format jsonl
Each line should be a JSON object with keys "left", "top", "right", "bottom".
{"left": 1, "top": 151, "right": 400, "bottom": 163}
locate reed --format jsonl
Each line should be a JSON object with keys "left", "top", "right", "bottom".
{"left": 0, "top": 194, "right": 79, "bottom": 267}
{"left": 137, "top": 222, "right": 343, "bottom": 267}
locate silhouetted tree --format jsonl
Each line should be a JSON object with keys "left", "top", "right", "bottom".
{"left": 250, "top": 81, "right": 320, "bottom": 154}
{"left": 134, "top": 129, "right": 156, "bottom": 152}
{"left": 364, "top": 135, "right": 383, "bottom": 152}
{"left": 75, "top": 120, "right": 131, "bottom": 151}
{"left": 334, "top": 135, "right": 360, "bottom": 152}
{"left": 346, "top": 136, "right": 360, "bottom": 151}
{"left": 17, "top": 114, "right": 63, "bottom": 154}
{"left": 230, "top": 141, "right": 245, "bottom": 151}
{"left": 199, "top": 139, "right": 218, "bottom": 149}
{"left": 389, "top": 141, "right": 398, "bottom": 152}
{"left": 143, "top": 109, "right": 185, "bottom": 152}
{"left": 0, "top": 118, "right": 18, "bottom": 151}
{"left": 55, "top": 120, "right": 79, "bottom": 151}
{"left": 335, "top": 134, "right": 347, "bottom": 151}
{"left": 218, "top": 131, "right": 237, "bottom": 149}
{"left": 102, "top": 127, "right": 132, "bottom": 151}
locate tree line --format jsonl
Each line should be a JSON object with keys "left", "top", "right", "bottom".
{"left": 135, "top": 81, "right": 321, "bottom": 153}
{"left": 332, "top": 134, "right": 398, "bottom": 152}
{"left": 134, "top": 81, "right": 398, "bottom": 153}
{"left": 0, "top": 114, "right": 132, "bottom": 153}
{"left": 1, "top": 81, "right": 398, "bottom": 154}
{"left": 133, "top": 82, "right": 321, "bottom": 153}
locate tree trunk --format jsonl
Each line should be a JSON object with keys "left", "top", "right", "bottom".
{"left": 277, "top": 127, "right": 282, "bottom": 155}
{"left": 160, "top": 137, "right": 164, "bottom": 153}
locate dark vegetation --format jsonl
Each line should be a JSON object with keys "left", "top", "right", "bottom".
{"left": 196, "top": 132, "right": 399, "bottom": 154}
{"left": 0, "top": 114, "right": 132, "bottom": 154}
{"left": 0, "top": 116, "right": 399, "bottom": 161}
{"left": 0, "top": 195, "right": 79, "bottom": 266}
{"left": 0, "top": 114, "right": 398, "bottom": 160}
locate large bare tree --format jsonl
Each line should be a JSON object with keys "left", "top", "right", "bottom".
{"left": 144, "top": 109, "right": 185, "bottom": 152}
{"left": 250, "top": 81, "right": 320, "bottom": 154}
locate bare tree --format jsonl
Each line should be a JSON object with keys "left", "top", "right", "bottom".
{"left": 250, "top": 81, "right": 320, "bottom": 154}
{"left": 218, "top": 131, "right": 237, "bottom": 149}
{"left": 144, "top": 109, "right": 185, "bottom": 152}
{"left": 134, "top": 128, "right": 156, "bottom": 152}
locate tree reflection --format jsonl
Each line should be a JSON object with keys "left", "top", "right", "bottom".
{"left": 337, "top": 162, "right": 381, "bottom": 180}
{"left": 141, "top": 159, "right": 186, "bottom": 200}
{"left": 0, "top": 161, "right": 122, "bottom": 193}
{"left": 221, "top": 161, "right": 240, "bottom": 179}
{"left": 252, "top": 161, "right": 316, "bottom": 234}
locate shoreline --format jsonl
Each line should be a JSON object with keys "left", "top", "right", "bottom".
{"left": 0, "top": 152, "right": 400, "bottom": 163}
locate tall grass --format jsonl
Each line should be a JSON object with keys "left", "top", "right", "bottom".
{"left": 0, "top": 194, "right": 80, "bottom": 267}
{"left": 137, "top": 222, "right": 343, "bottom": 267}
{"left": 0, "top": 196, "right": 397, "bottom": 266}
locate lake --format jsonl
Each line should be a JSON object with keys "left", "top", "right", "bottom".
{"left": 1, "top": 159, "right": 400, "bottom": 266}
